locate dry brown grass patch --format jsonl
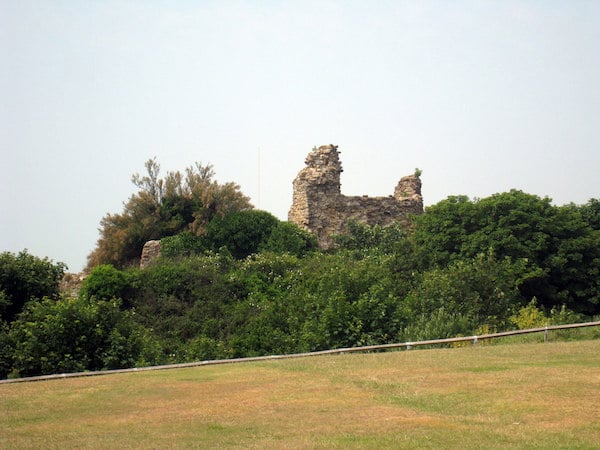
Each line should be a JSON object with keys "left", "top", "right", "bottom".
{"left": 2, "top": 340, "right": 599, "bottom": 448}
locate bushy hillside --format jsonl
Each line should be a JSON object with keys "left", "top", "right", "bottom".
{"left": 1, "top": 159, "right": 599, "bottom": 378}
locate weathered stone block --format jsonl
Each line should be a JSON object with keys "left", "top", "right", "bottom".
{"left": 140, "top": 240, "right": 161, "bottom": 268}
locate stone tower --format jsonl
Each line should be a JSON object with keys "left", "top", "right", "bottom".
{"left": 288, "top": 144, "right": 423, "bottom": 248}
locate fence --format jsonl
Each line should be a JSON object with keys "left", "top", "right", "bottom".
{"left": 2, "top": 320, "right": 599, "bottom": 385}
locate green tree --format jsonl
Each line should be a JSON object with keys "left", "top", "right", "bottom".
{"left": 580, "top": 198, "right": 600, "bottom": 230}
{"left": 333, "top": 220, "right": 409, "bottom": 256}
{"left": 412, "top": 190, "right": 600, "bottom": 313}
{"left": 204, "top": 210, "right": 279, "bottom": 259}
{"left": 87, "top": 159, "right": 252, "bottom": 269}
{"left": 7, "top": 296, "right": 160, "bottom": 378}
{"left": 128, "top": 254, "right": 239, "bottom": 360}
{"left": 401, "top": 254, "right": 526, "bottom": 338}
{"left": 0, "top": 321, "right": 14, "bottom": 378}
{"left": 410, "top": 195, "right": 474, "bottom": 267}
{"left": 79, "top": 264, "right": 132, "bottom": 305}
{"left": 261, "top": 221, "right": 317, "bottom": 256}
{"left": 160, "top": 231, "right": 207, "bottom": 258}
{"left": 0, "top": 250, "right": 66, "bottom": 323}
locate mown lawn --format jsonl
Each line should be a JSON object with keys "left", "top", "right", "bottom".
{"left": 2, "top": 340, "right": 599, "bottom": 449}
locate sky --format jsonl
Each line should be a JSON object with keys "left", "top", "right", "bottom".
{"left": 1, "top": 1, "right": 599, "bottom": 272}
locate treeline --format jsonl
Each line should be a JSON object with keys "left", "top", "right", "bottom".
{"left": 1, "top": 160, "right": 599, "bottom": 379}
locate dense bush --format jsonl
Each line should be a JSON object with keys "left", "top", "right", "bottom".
{"left": 87, "top": 159, "right": 252, "bottom": 269}
{"left": 4, "top": 190, "right": 599, "bottom": 379}
{"left": 160, "top": 213, "right": 317, "bottom": 260}
{"left": 261, "top": 221, "right": 318, "bottom": 256}
{"left": 79, "top": 264, "right": 132, "bottom": 305}
{"left": 411, "top": 191, "right": 600, "bottom": 314}
{"left": 0, "top": 250, "right": 66, "bottom": 323}
{"left": 5, "top": 296, "right": 161, "bottom": 378}
{"left": 204, "top": 210, "right": 280, "bottom": 258}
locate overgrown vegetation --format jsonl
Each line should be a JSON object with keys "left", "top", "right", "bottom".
{"left": 1, "top": 159, "right": 599, "bottom": 378}
{"left": 86, "top": 158, "right": 252, "bottom": 269}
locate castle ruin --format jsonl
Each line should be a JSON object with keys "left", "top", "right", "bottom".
{"left": 288, "top": 144, "right": 423, "bottom": 248}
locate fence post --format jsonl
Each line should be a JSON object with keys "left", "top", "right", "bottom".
{"left": 473, "top": 336, "right": 478, "bottom": 347}
{"left": 544, "top": 326, "right": 548, "bottom": 343}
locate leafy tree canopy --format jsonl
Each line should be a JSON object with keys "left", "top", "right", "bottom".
{"left": 86, "top": 158, "right": 252, "bottom": 270}
{"left": 411, "top": 190, "right": 600, "bottom": 313}
{"left": 6, "top": 296, "right": 160, "bottom": 378}
{"left": 0, "top": 250, "right": 66, "bottom": 323}
{"left": 79, "top": 264, "right": 132, "bottom": 305}
{"left": 205, "top": 210, "right": 280, "bottom": 259}
{"left": 579, "top": 198, "right": 600, "bottom": 230}
{"left": 161, "top": 217, "right": 317, "bottom": 260}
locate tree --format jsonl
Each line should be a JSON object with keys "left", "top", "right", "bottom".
{"left": 7, "top": 296, "right": 160, "bottom": 378}
{"left": 160, "top": 231, "right": 207, "bottom": 258}
{"left": 79, "top": 264, "right": 132, "bottom": 306}
{"left": 410, "top": 195, "right": 474, "bottom": 267}
{"left": 87, "top": 158, "right": 252, "bottom": 269}
{"left": 0, "top": 250, "right": 66, "bottom": 323}
{"left": 401, "top": 253, "right": 527, "bottom": 337}
{"left": 411, "top": 190, "right": 600, "bottom": 313}
{"left": 261, "top": 222, "right": 318, "bottom": 256}
{"left": 580, "top": 198, "right": 600, "bottom": 230}
{"left": 204, "top": 210, "right": 280, "bottom": 259}
{"left": 333, "top": 220, "right": 408, "bottom": 255}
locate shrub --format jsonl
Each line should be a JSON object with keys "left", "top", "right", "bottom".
{"left": 0, "top": 250, "right": 66, "bottom": 322}
{"left": 160, "top": 231, "right": 207, "bottom": 258}
{"left": 7, "top": 296, "right": 160, "bottom": 378}
{"left": 205, "top": 210, "right": 279, "bottom": 258}
{"left": 79, "top": 264, "right": 131, "bottom": 304}
{"left": 261, "top": 222, "right": 318, "bottom": 256}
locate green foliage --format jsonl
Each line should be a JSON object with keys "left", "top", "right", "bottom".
{"left": 401, "top": 254, "right": 526, "bottom": 337}
{"left": 0, "top": 321, "right": 14, "bottom": 378}
{"left": 185, "top": 336, "right": 229, "bottom": 361}
{"left": 160, "top": 231, "right": 206, "bottom": 258}
{"left": 261, "top": 221, "right": 318, "bottom": 256}
{"left": 333, "top": 220, "right": 408, "bottom": 255}
{"left": 79, "top": 264, "right": 131, "bottom": 304}
{"left": 401, "top": 308, "right": 474, "bottom": 342}
{"left": 128, "top": 254, "right": 240, "bottom": 361}
{"left": 6, "top": 186, "right": 599, "bottom": 377}
{"left": 6, "top": 296, "right": 160, "bottom": 378}
{"left": 580, "top": 198, "right": 600, "bottom": 230}
{"left": 509, "top": 299, "right": 548, "bottom": 329}
{"left": 87, "top": 158, "right": 252, "bottom": 269}
{"left": 510, "top": 299, "right": 584, "bottom": 330}
{"left": 204, "top": 210, "right": 279, "bottom": 259}
{"left": 0, "top": 250, "right": 66, "bottom": 323}
{"left": 412, "top": 190, "right": 600, "bottom": 314}
{"left": 161, "top": 219, "right": 317, "bottom": 260}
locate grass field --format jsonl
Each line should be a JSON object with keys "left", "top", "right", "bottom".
{"left": 2, "top": 340, "right": 599, "bottom": 449}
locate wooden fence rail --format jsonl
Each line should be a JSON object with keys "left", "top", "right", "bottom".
{"left": 2, "top": 320, "right": 599, "bottom": 385}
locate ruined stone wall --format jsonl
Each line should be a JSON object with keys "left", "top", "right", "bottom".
{"left": 288, "top": 144, "right": 423, "bottom": 248}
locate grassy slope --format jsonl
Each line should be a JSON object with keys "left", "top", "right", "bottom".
{"left": 2, "top": 340, "right": 599, "bottom": 449}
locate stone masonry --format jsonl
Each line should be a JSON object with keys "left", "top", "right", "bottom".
{"left": 288, "top": 144, "right": 423, "bottom": 248}
{"left": 140, "top": 240, "right": 161, "bottom": 268}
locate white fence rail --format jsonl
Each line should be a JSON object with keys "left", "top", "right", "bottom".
{"left": 2, "top": 320, "right": 599, "bottom": 385}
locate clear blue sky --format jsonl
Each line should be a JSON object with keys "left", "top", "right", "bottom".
{"left": 1, "top": 1, "right": 599, "bottom": 272}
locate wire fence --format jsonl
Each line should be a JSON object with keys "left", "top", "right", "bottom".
{"left": 2, "top": 320, "right": 599, "bottom": 385}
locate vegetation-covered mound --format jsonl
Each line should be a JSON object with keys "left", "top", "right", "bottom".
{"left": 1, "top": 159, "right": 599, "bottom": 378}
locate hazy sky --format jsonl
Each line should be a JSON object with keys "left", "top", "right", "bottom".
{"left": 2, "top": 1, "right": 599, "bottom": 272}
